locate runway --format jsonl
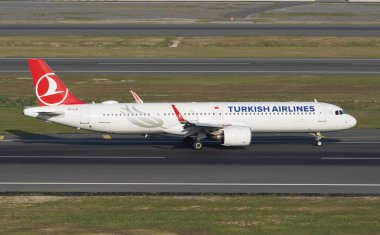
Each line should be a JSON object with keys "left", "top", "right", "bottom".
{"left": 0, "top": 129, "right": 379, "bottom": 194}
{"left": 2, "top": 24, "right": 380, "bottom": 36}
{"left": 2, "top": 58, "right": 380, "bottom": 75}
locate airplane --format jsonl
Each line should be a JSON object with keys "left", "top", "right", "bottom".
{"left": 23, "top": 59, "right": 357, "bottom": 150}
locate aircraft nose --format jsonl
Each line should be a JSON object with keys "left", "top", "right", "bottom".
{"left": 347, "top": 115, "right": 357, "bottom": 128}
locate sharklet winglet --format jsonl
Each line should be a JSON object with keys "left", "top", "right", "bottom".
{"left": 171, "top": 104, "right": 187, "bottom": 124}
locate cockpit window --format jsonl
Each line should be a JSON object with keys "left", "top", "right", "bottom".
{"left": 335, "top": 110, "right": 339, "bottom": 115}
{"left": 339, "top": 110, "right": 344, "bottom": 115}
{"left": 335, "top": 110, "right": 344, "bottom": 115}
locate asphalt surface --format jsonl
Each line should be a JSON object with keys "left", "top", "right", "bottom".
{"left": 2, "top": 24, "right": 380, "bottom": 36}
{"left": 0, "top": 129, "right": 379, "bottom": 194}
{"left": 2, "top": 58, "right": 380, "bottom": 75}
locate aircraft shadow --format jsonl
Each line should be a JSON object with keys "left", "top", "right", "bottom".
{"left": 1, "top": 130, "right": 378, "bottom": 166}
{"left": 6, "top": 130, "right": 341, "bottom": 148}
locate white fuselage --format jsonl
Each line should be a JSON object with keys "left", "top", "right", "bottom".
{"left": 23, "top": 102, "right": 357, "bottom": 135}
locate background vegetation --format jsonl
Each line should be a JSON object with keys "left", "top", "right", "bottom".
{"left": 0, "top": 36, "right": 380, "bottom": 58}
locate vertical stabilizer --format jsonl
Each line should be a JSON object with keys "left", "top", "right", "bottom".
{"left": 28, "top": 58, "right": 85, "bottom": 106}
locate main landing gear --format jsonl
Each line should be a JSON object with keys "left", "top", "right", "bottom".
{"left": 193, "top": 141, "right": 203, "bottom": 150}
{"left": 183, "top": 132, "right": 206, "bottom": 150}
{"left": 183, "top": 137, "right": 204, "bottom": 150}
{"left": 313, "top": 132, "right": 323, "bottom": 146}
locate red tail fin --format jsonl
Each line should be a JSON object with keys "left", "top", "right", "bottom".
{"left": 28, "top": 59, "right": 85, "bottom": 106}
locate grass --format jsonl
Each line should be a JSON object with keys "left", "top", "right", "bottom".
{"left": 0, "top": 74, "right": 379, "bottom": 134}
{"left": 0, "top": 36, "right": 380, "bottom": 58}
{"left": 0, "top": 195, "right": 379, "bottom": 235}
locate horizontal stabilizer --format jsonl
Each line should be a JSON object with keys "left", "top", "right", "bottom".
{"left": 36, "top": 111, "right": 64, "bottom": 117}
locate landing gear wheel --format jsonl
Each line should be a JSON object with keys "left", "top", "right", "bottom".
{"left": 193, "top": 141, "right": 203, "bottom": 150}
{"left": 183, "top": 136, "right": 194, "bottom": 146}
{"left": 312, "top": 132, "right": 323, "bottom": 147}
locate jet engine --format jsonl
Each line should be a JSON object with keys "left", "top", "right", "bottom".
{"left": 222, "top": 126, "right": 251, "bottom": 146}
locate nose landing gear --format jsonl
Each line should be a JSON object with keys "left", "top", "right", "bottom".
{"left": 312, "top": 132, "right": 323, "bottom": 146}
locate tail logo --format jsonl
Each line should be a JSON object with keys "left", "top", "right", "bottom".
{"left": 35, "top": 73, "right": 68, "bottom": 106}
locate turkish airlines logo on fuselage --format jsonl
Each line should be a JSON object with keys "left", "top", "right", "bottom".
{"left": 35, "top": 73, "right": 68, "bottom": 106}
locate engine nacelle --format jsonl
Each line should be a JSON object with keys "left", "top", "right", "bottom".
{"left": 222, "top": 126, "right": 251, "bottom": 146}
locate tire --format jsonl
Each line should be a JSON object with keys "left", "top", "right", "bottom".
{"left": 193, "top": 141, "right": 203, "bottom": 150}
{"left": 183, "top": 136, "right": 194, "bottom": 146}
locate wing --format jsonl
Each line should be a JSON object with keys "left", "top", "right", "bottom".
{"left": 171, "top": 104, "right": 229, "bottom": 129}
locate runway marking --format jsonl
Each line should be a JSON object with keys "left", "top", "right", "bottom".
{"left": 334, "top": 142, "right": 380, "bottom": 144}
{"left": 2, "top": 139, "right": 380, "bottom": 146}
{"left": 2, "top": 140, "right": 181, "bottom": 143}
{"left": 0, "top": 156, "right": 166, "bottom": 159}
{"left": 0, "top": 182, "right": 379, "bottom": 187}
{"left": 97, "top": 62, "right": 251, "bottom": 65}
{"left": 102, "top": 134, "right": 112, "bottom": 140}
{"left": 322, "top": 157, "right": 380, "bottom": 160}
{"left": 351, "top": 62, "right": 380, "bottom": 65}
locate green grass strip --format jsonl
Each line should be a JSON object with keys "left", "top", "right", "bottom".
{"left": 0, "top": 195, "right": 379, "bottom": 235}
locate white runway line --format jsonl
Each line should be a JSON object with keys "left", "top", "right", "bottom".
{"left": 2, "top": 140, "right": 380, "bottom": 145}
{"left": 0, "top": 156, "right": 165, "bottom": 159}
{"left": 335, "top": 142, "right": 380, "bottom": 144}
{"left": 322, "top": 157, "right": 380, "bottom": 160}
{"left": 0, "top": 182, "right": 379, "bottom": 187}
{"left": 1, "top": 140, "right": 181, "bottom": 143}
{"left": 97, "top": 62, "right": 251, "bottom": 65}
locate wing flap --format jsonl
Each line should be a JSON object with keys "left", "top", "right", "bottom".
{"left": 192, "top": 122, "right": 226, "bottom": 128}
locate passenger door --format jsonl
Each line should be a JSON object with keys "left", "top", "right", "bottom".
{"left": 318, "top": 106, "right": 327, "bottom": 122}
{"left": 80, "top": 107, "right": 89, "bottom": 124}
